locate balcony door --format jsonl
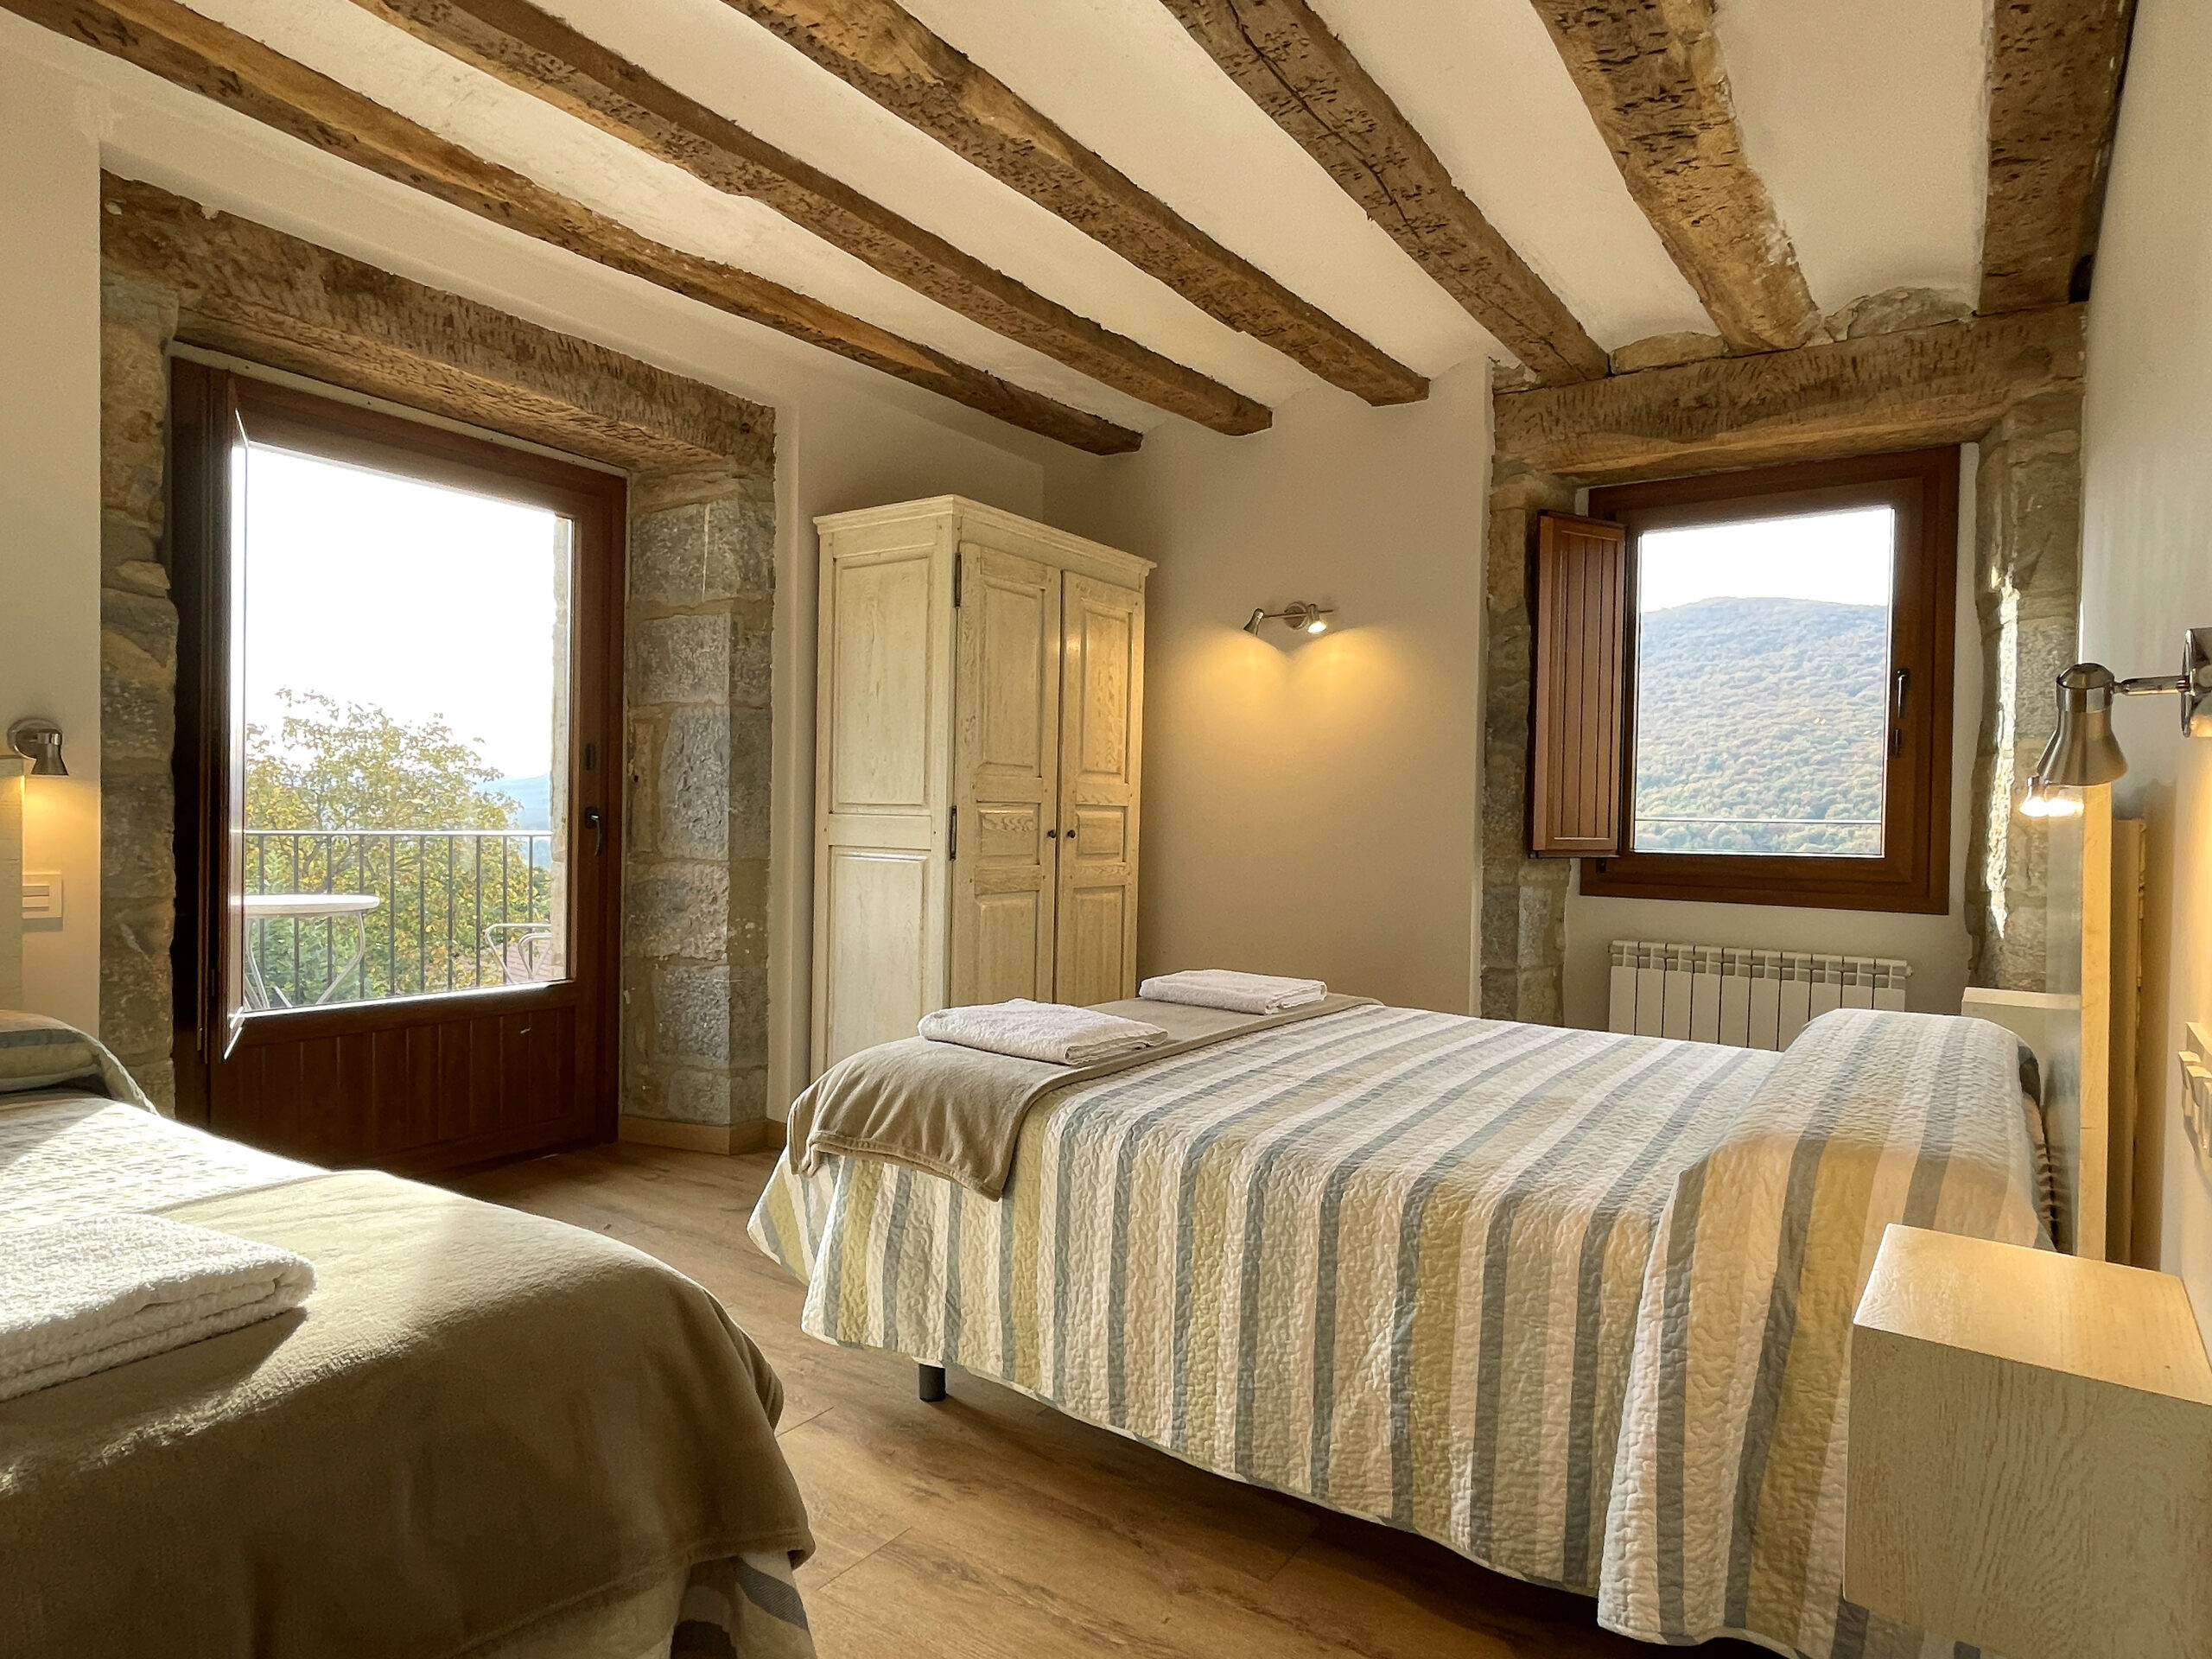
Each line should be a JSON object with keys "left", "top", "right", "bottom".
{"left": 170, "top": 363, "right": 624, "bottom": 1173}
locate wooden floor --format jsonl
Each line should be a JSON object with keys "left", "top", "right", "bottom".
{"left": 456, "top": 1144, "right": 1765, "bottom": 1659}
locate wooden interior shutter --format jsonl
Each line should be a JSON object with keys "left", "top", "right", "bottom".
{"left": 1529, "top": 512, "right": 1627, "bottom": 855}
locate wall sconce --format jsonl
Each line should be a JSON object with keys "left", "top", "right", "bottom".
{"left": 6, "top": 718, "right": 66, "bottom": 778}
{"left": 2020, "top": 628, "right": 2212, "bottom": 817}
{"left": 1243, "top": 602, "right": 1334, "bottom": 637}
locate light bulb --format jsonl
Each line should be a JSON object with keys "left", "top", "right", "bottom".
{"left": 1306, "top": 617, "right": 1327, "bottom": 634}
{"left": 2019, "top": 781, "right": 2082, "bottom": 819}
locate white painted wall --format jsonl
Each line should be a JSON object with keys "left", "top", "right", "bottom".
{"left": 0, "top": 16, "right": 1052, "bottom": 1104}
{"left": 1044, "top": 366, "right": 1491, "bottom": 1015}
{"left": 1560, "top": 453, "right": 1984, "bottom": 1026}
{"left": 0, "top": 54, "right": 105, "bottom": 1033}
{"left": 2075, "top": 0, "right": 2212, "bottom": 1333}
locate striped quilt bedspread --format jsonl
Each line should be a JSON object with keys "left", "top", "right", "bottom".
{"left": 750, "top": 1004, "right": 2042, "bottom": 1659}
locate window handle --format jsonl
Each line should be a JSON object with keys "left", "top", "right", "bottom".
{"left": 1891, "top": 669, "right": 1909, "bottom": 757}
{"left": 584, "top": 806, "right": 605, "bottom": 855}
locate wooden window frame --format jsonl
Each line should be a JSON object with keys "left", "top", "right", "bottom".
{"left": 1576, "top": 447, "right": 1958, "bottom": 914}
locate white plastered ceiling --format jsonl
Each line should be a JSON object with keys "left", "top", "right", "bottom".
{"left": 128, "top": 0, "right": 1992, "bottom": 437}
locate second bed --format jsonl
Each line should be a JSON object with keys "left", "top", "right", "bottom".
{"left": 751, "top": 1000, "right": 2044, "bottom": 1659}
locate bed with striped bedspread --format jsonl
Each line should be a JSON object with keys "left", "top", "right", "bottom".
{"left": 750, "top": 1003, "right": 2042, "bottom": 1659}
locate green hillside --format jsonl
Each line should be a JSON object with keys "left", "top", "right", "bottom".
{"left": 1631, "top": 596, "right": 1889, "bottom": 856}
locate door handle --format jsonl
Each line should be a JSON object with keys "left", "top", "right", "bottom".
{"left": 584, "top": 807, "right": 605, "bottom": 855}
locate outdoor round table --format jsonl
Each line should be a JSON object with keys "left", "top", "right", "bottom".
{"left": 242, "top": 892, "right": 381, "bottom": 1007}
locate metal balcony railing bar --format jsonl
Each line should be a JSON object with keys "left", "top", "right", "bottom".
{"left": 242, "top": 828, "right": 557, "bottom": 1007}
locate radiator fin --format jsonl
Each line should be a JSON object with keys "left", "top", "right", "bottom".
{"left": 1606, "top": 940, "right": 1910, "bottom": 1051}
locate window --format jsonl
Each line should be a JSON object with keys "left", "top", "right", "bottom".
{"left": 1532, "top": 448, "right": 1958, "bottom": 913}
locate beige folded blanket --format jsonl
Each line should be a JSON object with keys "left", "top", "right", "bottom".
{"left": 1139, "top": 969, "right": 1327, "bottom": 1014}
{"left": 791, "top": 994, "right": 1378, "bottom": 1198}
{"left": 0, "top": 1213, "right": 315, "bottom": 1402}
{"left": 918, "top": 999, "right": 1168, "bottom": 1065}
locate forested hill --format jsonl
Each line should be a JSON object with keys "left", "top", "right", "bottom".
{"left": 1632, "top": 596, "right": 1889, "bottom": 856}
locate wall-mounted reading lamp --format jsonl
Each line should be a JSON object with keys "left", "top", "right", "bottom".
{"left": 2019, "top": 627, "right": 2212, "bottom": 817}
{"left": 1243, "top": 602, "right": 1334, "bottom": 637}
{"left": 6, "top": 718, "right": 66, "bottom": 778}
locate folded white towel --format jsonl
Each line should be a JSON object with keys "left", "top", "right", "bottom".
{"left": 0, "top": 1213, "right": 315, "bottom": 1402}
{"left": 918, "top": 999, "right": 1169, "bottom": 1066}
{"left": 1139, "top": 969, "right": 1328, "bottom": 1015}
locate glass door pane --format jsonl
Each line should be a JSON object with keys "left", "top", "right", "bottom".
{"left": 236, "top": 442, "right": 574, "bottom": 1011}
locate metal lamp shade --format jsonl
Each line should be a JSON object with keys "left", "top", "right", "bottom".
{"left": 2032, "top": 664, "right": 2129, "bottom": 789}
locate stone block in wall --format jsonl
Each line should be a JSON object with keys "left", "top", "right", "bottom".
{"left": 730, "top": 708, "right": 772, "bottom": 861}
{"left": 730, "top": 612, "right": 773, "bottom": 709}
{"left": 101, "top": 899, "right": 174, "bottom": 1099}
{"left": 624, "top": 860, "right": 731, "bottom": 962}
{"left": 632, "top": 613, "right": 730, "bottom": 706}
{"left": 99, "top": 272, "right": 175, "bottom": 526}
{"left": 653, "top": 962, "right": 732, "bottom": 1068}
{"left": 629, "top": 494, "right": 774, "bottom": 606}
{"left": 100, "top": 778, "right": 175, "bottom": 902}
{"left": 657, "top": 706, "right": 730, "bottom": 861}
{"left": 730, "top": 958, "right": 769, "bottom": 1068}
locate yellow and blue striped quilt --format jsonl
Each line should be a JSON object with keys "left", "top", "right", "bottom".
{"left": 751, "top": 1005, "right": 2039, "bottom": 1659}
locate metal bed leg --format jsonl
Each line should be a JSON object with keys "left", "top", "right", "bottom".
{"left": 918, "top": 1363, "right": 947, "bottom": 1403}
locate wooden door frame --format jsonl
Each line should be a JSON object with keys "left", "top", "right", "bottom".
{"left": 168, "top": 360, "right": 626, "bottom": 1160}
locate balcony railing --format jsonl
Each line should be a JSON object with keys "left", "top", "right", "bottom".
{"left": 243, "top": 829, "right": 559, "bottom": 1008}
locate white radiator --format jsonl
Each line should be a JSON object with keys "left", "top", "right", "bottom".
{"left": 1606, "top": 940, "right": 1910, "bottom": 1051}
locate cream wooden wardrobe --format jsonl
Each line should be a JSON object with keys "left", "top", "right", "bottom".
{"left": 810, "top": 497, "right": 1152, "bottom": 1074}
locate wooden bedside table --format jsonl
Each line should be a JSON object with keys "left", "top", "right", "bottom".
{"left": 1846, "top": 1224, "right": 2212, "bottom": 1659}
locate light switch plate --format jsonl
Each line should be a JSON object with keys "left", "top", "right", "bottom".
{"left": 2181, "top": 1023, "right": 2212, "bottom": 1174}
{"left": 21, "top": 872, "right": 60, "bottom": 922}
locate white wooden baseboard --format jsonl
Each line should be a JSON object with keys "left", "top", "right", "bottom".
{"left": 617, "top": 1114, "right": 786, "bottom": 1155}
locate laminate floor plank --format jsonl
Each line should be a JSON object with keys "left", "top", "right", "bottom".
{"left": 454, "top": 1144, "right": 1763, "bottom": 1658}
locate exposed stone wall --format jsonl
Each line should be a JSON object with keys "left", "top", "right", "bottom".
{"left": 1479, "top": 461, "right": 1577, "bottom": 1022}
{"left": 620, "top": 466, "right": 777, "bottom": 1136}
{"left": 99, "top": 270, "right": 181, "bottom": 1109}
{"left": 1967, "top": 391, "right": 2085, "bottom": 990}
{"left": 94, "top": 180, "right": 777, "bottom": 1141}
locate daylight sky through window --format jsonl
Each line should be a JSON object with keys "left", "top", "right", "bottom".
{"left": 1637, "top": 506, "right": 1895, "bottom": 613}
{"left": 242, "top": 444, "right": 563, "bottom": 780}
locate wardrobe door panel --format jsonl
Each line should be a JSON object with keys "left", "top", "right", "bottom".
{"left": 811, "top": 525, "right": 951, "bottom": 1074}
{"left": 950, "top": 542, "right": 1059, "bottom": 1007}
{"left": 1055, "top": 574, "right": 1143, "bottom": 1006}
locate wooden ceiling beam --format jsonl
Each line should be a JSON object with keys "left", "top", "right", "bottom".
{"left": 1158, "top": 0, "right": 1607, "bottom": 386}
{"left": 347, "top": 0, "right": 1268, "bottom": 435}
{"left": 5, "top": 0, "right": 1142, "bottom": 454}
{"left": 1494, "top": 304, "right": 2085, "bottom": 484}
{"left": 1525, "top": 0, "right": 1821, "bottom": 353}
{"left": 1980, "top": 0, "right": 2137, "bottom": 313}
{"left": 715, "top": 0, "right": 1427, "bottom": 406}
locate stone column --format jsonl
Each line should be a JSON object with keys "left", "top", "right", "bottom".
{"left": 1480, "top": 460, "right": 1579, "bottom": 1022}
{"left": 1967, "top": 391, "right": 2083, "bottom": 991}
{"left": 98, "top": 271, "right": 181, "bottom": 1107}
{"left": 620, "top": 465, "right": 776, "bottom": 1141}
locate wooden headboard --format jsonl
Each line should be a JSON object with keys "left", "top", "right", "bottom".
{"left": 1963, "top": 785, "right": 2145, "bottom": 1261}
{"left": 0, "top": 756, "right": 22, "bottom": 1007}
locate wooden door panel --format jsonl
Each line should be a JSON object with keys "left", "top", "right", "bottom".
{"left": 951, "top": 543, "right": 1059, "bottom": 1008}
{"left": 829, "top": 550, "right": 938, "bottom": 813}
{"left": 1056, "top": 575, "right": 1143, "bottom": 1004}
{"left": 1059, "top": 883, "right": 1131, "bottom": 1008}
{"left": 823, "top": 843, "right": 932, "bottom": 1066}
{"left": 210, "top": 995, "right": 586, "bottom": 1166}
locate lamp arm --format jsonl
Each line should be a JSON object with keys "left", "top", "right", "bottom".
{"left": 2114, "top": 673, "right": 2190, "bottom": 696}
